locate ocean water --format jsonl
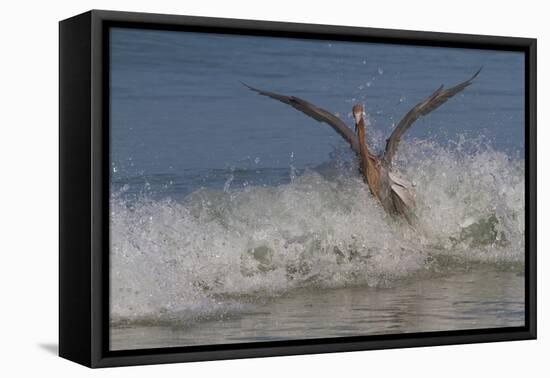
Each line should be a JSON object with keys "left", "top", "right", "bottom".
{"left": 109, "top": 28, "right": 525, "bottom": 350}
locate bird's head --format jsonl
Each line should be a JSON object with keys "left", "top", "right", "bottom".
{"left": 352, "top": 104, "right": 365, "bottom": 126}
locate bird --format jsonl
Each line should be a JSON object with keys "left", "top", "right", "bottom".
{"left": 242, "top": 68, "right": 481, "bottom": 223}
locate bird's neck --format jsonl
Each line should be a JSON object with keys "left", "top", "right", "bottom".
{"left": 356, "top": 118, "right": 371, "bottom": 158}
{"left": 356, "top": 118, "right": 380, "bottom": 196}
{"left": 357, "top": 118, "right": 367, "bottom": 149}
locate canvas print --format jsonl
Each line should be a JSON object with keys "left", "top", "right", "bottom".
{"left": 109, "top": 27, "right": 525, "bottom": 351}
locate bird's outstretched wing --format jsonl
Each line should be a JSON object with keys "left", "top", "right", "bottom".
{"left": 382, "top": 68, "right": 482, "bottom": 167}
{"left": 242, "top": 82, "right": 360, "bottom": 153}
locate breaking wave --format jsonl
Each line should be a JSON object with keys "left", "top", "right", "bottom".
{"left": 110, "top": 137, "right": 525, "bottom": 325}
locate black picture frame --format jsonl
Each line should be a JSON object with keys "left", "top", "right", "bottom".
{"left": 59, "top": 9, "right": 537, "bottom": 368}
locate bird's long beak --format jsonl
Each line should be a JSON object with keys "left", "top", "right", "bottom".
{"left": 353, "top": 112, "right": 362, "bottom": 127}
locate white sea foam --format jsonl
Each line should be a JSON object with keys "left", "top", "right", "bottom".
{"left": 110, "top": 137, "right": 525, "bottom": 325}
